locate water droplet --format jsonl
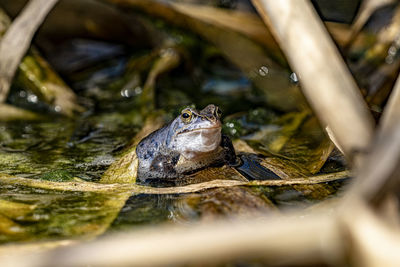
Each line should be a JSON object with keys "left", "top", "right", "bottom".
{"left": 388, "top": 46, "right": 397, "bottom": 56}
{"left": 386, "top": 56, "right": 394, "bottom": 64}
{"left": 160, "top": 47, "right": 176, "bottom": 58}
{"left": 27, "top": 94, "right": 38, "bottom": 103}
{"left": 120, "top": 88, "right": 130, "bottom": 98}
{"left": 19, "top": 90, "right": 27, "bottom": 98}
{"left": 258, "top": 66, "right": 269, "bottom": 76}
{"left": 290, "top": 72, "right": 299, "bottom": 83}
{"left": 134, "top": 86, "right": 142, "bottom": 95}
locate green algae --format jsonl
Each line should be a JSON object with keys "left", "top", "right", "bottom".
{"left": 39, "top": 170, "right": 74, "bottom": 182}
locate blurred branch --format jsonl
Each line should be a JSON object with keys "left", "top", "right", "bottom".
{"left": 0, "top": 0, "right": 59, "bottom": 102}
{"left": 345, "top": 0, "right": 396, "bottom": 47}
{"left": 339, "top": 199, "right": 400, "bottom": 267}
{"left": 380, "top": 72, "right": 400, "bottom": 132}
{"left": 2, "top": 196, "right": 400, "bottom": 267}
{"left": 168, "top": 2, "right": 283, "bottom": 59}
{"left": 251, "top": 0, "right": 375, "bottom": 161}
{"left": 0, "top": 240, "right": 77, "bottom": 257}
{"left": 346, "top": 71, "right": 400, "bottom": 206}
{"left": 0, "top": 211, "right": 344, "bottom": 267}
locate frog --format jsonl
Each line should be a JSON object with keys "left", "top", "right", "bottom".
{"left": 136, "top": 104, "right": 237, "bottom": 183}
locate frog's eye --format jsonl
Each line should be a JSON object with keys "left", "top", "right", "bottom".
{"left": 215, "top": 107, "right": 222, "bottom": 118}
{"left": 181, "top": 109, "right": 192, "bottom": 123}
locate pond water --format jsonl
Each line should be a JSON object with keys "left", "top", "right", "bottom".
{"left": 0, "top": 13, "right": 347, "bottom": 244}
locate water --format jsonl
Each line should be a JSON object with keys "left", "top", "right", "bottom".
{"left": 0, "top": 29, "right": 347, "bottom": 243}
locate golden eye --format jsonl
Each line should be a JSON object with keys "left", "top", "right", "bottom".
{"left": 181, "top": 109, "right": 192, "bottom": 123}
{"left": 215, "top": 107, "right": 222, "bottom": 117}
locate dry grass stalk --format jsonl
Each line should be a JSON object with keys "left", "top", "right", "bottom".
{"left": 251, "top": 0, "right": 375, "bottom": 160}
{"left": 0, "top": 0, "right": 59, "bottom": 102}
{"left": 0, "top": 240, "right": 77, "bottom": 257}
{"left": 347, "top": 117, "right": 400, "bottom": 205}
{"left": 339, "top": 199, "right": 400, "bottom": 267}
{"left": 345, "top": 0, "right": 396, "bottom": 46}
{"left": 380, "top": 72, "right": 400, "bottom": 133}
{"left": 346, "top": 71, "right": 400, "bottom": 206}
{"left": 0, "top": 171, "right": 349, "bottom": 194}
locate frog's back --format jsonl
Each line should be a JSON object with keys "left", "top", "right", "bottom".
{"left": 136, "top": 125, "right": 168, "bottom": 162}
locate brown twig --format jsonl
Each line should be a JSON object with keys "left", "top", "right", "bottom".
{"left": 0, "top": 171, "right": 350, "bottom": 194}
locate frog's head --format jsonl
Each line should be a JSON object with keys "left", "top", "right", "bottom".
{"left": 168, "top": 104, "right": 222, "bottom": 159}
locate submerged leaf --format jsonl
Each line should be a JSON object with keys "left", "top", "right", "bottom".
{"left": 0, "top": 199, "right": 36, "bottom": 219}
{"left": 235, "top": 113, "right": 335, "bottom": 180}
{"left": 0, "top": 214, "right": 25, "bottom": 236}
{"left": 242, "top": 111, "right": 310, "bottom": 154}
{"left": 174, "top": 187, "right": 276, "bottom": 222}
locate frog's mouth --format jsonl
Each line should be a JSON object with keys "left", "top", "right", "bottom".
{"left": 177, "top": 125, "right": 221, "bottom": 135}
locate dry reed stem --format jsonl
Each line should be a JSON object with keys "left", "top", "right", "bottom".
{"left": 345, "top": 72, "right": 400, "bottom": 206}
{"left": 0, "top": 0, "right": 59, "bottom": 102}
{"left": 0, "top": 171, "right": 349, "bottom": 194}
{"left": 169, "top": 2, "right": 279, "bottom": 51}
{"left": 345, "top": 0, "right": 396, "bottom": 46}
{"left": 251, "top": 0, "right": 375, "bottom": 160}
{"left": 0, "top": 240, "right": 77, "bottom": 257}
{"left": 380, "top": 72, "right": 400, "bottom": 133}
{"left": 339, "top": 198, "right": 400, "bottom": 267}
